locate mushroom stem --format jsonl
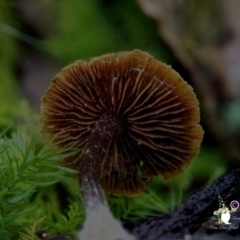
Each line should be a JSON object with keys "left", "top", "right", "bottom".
{"left": 79, "top": 112, "right": 121, "bottom": 210}
{"left": 79, "top": 113, "right": 135, "bottom": 239}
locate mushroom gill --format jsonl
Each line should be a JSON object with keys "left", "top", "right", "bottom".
{"left": 40, "top": 49, "right": 203, "bottom": 197}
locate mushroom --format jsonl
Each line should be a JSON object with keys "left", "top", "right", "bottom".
{"left": 40, "top": 49, "right": 203, "bottom": 239}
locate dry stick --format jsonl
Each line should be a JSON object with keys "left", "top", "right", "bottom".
{"left": 131, "top": 168, "right": 240, "bottom": 240}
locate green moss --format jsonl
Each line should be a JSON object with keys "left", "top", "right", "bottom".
{"left": 0, "top": 128, "right": 80, "bottom": 239}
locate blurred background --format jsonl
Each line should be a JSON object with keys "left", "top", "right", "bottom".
{"left": 1, "top": 0, "right": 240, "bottom": 236}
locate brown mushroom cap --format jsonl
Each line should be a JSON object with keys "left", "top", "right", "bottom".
{"left": 40, "top": 50, "right": 203, "bottom": 196}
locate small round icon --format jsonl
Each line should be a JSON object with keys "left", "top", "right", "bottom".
{"left": 230, "top": 200, "right": 239, "bottom": 210}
